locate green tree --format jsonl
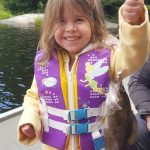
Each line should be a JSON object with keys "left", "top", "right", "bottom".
{"left": 37, "top": 0, "right": 44, "bottom": 12}
{"left": 102, "top": 0, "right": 124, "bottom": 22}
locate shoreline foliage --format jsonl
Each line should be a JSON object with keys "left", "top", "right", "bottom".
{"left": 0, "top": 0, "right": 149, "bottom": 22}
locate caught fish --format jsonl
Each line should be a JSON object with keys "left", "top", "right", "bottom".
{"left": 104, "top": 80, "right": 137, "bottom": 150}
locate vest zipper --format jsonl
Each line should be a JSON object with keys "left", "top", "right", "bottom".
{"left": 67, "top": 70, "right": 76, "bottom": 150}
{"left": 65, "top": 54, "right": 80, "bottom": 150}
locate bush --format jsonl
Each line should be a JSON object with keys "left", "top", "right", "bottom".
{"left": 37, "top": 0, "right": 44, "bottom": 13}
{"left": 2, "top": 0, "right": 46, "bottom": 15}
{"left": 102, "top": 0, "right": 124, "bottom": 22}
{"left": 34, "top": 16, "right": 43, "bottom": 31}
{"left": 147, "top": 5, "right": 150, "bottom": 17}
{"left": 0, "top": 3, "right": 12, "bottom": 19}
{"left": 102, "top": 0, "right": 150, "bottom": 23}
{"left": 3, "top": 1, "right": 34, "bottom": 15}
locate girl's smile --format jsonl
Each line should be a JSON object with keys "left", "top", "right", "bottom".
{"left": 64, "top": 35, "right": 80, "bottom": 41}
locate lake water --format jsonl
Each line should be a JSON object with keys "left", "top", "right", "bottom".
{"left": 0, "top": 24, "right": 39, "bottom": 113}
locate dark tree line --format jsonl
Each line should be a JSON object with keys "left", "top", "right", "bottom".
{"left": 2, "top": 0, "right": 124, "bottom": 15}
{"left": 2, "top": 0, "right": 150, "bottom": 18}
{"left": 3, "top": 0, "right": 48, "bottom": 14}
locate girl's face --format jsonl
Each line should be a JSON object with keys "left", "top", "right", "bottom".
{"left": 54, "top": 5, "right": 92, "bottom": 59}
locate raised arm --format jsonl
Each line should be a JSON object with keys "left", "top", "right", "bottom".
{"left": 110, "top": 0, "right": 150, "bottom": 81}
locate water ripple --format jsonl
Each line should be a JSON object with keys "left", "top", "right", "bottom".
{"left": 0, "top": 24, "right": 39, "bottom": 113}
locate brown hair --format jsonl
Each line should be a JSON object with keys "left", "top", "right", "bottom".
{"left": 38, "top": 0, "right": 108, "bottom": 65}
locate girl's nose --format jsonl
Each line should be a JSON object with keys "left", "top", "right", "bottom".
{"left": 66, "top": 23, "right": 77, "bottom": 32}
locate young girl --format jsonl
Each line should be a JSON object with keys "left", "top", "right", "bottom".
{"left": 18, "top": 0, "right": 149, "bottom": 150}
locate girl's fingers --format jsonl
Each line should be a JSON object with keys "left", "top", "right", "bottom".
{"left": 125, "top": 0, "right": 144, "bottom": 6}
{"left": 122, "top": 12, "right": 138, "bottom": 24}
{"left": 139, "top": 0, "right": 144, "bottom": 4}
{"left": 122, "top": 0, "right": 145, "bottom": 25}
{"left": 146, "top": 115, "right": 150, "bottom": 132}
{"left": 21, "top": 124, "right": 36, "bottom": 138}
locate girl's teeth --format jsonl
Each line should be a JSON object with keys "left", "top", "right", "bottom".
{"left": 66, "top": 37, "right": 78, "bottom": 41}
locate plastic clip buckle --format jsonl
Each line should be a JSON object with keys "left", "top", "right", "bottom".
{"left": 69, "top": 123, "right": 88, "bottom": 134}
{"left": 93, "top": 136, "right": 105, "bottom": 150}
{"left": 68, "top": 109, "right": 87, "bottom": 121}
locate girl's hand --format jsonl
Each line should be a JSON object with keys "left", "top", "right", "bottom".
{"left": 20, "top": 123, "right": 36, "bottom": 138}
{"left": 146, "top": 115, "right": 150, "bottom": 132}
{"left": 122, "top": 0, "right": 145, "bottom": 25}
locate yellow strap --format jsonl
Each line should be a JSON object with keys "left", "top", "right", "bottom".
{"left": 73, "top": 66, "right": 78, "bottom": 109}
{"left": 57, "top": 51, "right": 69, "bottom": 109}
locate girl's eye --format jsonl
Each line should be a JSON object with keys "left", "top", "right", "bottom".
{"left": 60, "top": 19, "right": 65, "bottom": 23}
{"left": 76, "top": 18, "right": 84, "bottom": 22}
{"left": 58, "top": 18, "right": 65, "bottom": 24}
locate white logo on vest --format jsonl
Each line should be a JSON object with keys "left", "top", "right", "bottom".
{"left": 42, "top": 77, "right": 57, "bottom": 87}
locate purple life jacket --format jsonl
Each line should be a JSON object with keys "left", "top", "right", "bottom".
{"left": 34, "top": 48, "right": 111, "bottom": 150}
